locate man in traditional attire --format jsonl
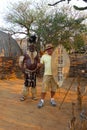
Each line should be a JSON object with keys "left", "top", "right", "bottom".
{"left": 19, "top": 35, "right": 40, "bottom": 101}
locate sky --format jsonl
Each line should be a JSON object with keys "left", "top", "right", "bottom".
{"left": 0, "top": 0, "right": 87, "bottom": 28}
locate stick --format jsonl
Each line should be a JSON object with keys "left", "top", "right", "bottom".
{"left": 59, "top": 77, "right": 76, "bottom": 109}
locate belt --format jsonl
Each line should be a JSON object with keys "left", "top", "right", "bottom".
{"left": 25, "top": 68, "right": 37, "bottom": 73}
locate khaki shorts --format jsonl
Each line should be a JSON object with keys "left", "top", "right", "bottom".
{"left": 42, "top": 75, "right": 58, "bottom": 92}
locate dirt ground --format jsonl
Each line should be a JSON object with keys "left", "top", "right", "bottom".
{"left": 0, "top": 77, "right": 87, "bottom": 130}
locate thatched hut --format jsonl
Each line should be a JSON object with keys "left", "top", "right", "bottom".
{"left": 0, "top": 31, "right": 22, "bottom": 57}
{"left": 0, "top": 31, "right": 23, "bottom": 79}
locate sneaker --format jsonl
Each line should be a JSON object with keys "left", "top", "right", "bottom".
{"left": 20, "top": 96, "right": 26, "bottom": 101}
{"left": 50, "top": 100, "right": 56, "bottom": 107}
{"left": 37, "top": 100, "right": 44, "bottom": 108}
{"left": 32, "top": 97, "right": 38, "bottom": 100}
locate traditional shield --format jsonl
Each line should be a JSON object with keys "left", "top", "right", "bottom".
{"left": 51, "top": 44, "right": 70, "bottom": 87}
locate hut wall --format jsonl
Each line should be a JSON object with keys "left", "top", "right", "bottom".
{"left": 69, "top": 54, "right": 87, "bottom": 78}
{"left": 0, "top": 54, "right": 87, "bottom": 79}
{"left": 0, "top": 57, "right": 23, "bottom": 79}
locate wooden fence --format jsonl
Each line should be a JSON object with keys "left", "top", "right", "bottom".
{"left": 0, "top": 54, "right": 87, "bottom": 79}
{"left": 0, "top": 57, "right": 23, "bottom": 79}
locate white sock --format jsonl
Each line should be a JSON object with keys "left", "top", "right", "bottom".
{"left": 41, "top": 99, "right": 44, "bottom": 103}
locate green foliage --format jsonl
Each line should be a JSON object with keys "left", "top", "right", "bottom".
{"left": 36, "top": 8, "right": 86, "bottom": 51}
{"left": 3, "top": 1, "right": 87, "bottom": 52}
{"left": 73, "top": 34, "right": 85, "bottom": 51}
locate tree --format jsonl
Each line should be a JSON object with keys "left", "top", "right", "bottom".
{"left": 3, "top": 1, "right": 47, "bottom": 38}
{"left": 73, "top": 34, "right": 84, "bottom": 52}
{"left": 36, "top": 6, "right": 87, "bottom": 51}
{"left": 2, "top": 0, "right": 87, "bottom": 52}
{"left": 4, "top": 1, "right": 35, "bottom": 37}
{"left": 2, "top": 0, "right": 47, "bottom": 50}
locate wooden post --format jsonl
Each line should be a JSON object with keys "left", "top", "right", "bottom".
{"left": 69, "top": 102, "right": 76, "bottom": 130}
{"left": 77, "top": 76, "right": 82, "bottom": 111}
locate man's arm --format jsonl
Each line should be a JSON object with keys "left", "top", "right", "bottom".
{"left": 19, "top": 56, "right": 24, "bottom": 68}
{"left": 37, "top": 63, "right": 43, "bottom": 68}
{"left": 19, "top": 55, "right": 26, "bottom": 73}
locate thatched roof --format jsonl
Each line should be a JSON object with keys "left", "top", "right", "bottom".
{"left": 0, "top": 31, "right": 22, "bottom": 57}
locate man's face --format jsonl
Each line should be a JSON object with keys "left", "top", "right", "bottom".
{"left": 29, "top": 44, "right": 35, "bottom": 52}
{"left": 46, "top": 48, "right": 53, "bottom": 55}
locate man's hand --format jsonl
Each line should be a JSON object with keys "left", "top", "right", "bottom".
{"left": 37, "top": 63, "right": 43, "bottom": 68}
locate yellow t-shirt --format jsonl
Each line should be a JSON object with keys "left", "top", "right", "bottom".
{"left": 40, "top": 54, "right": 52, "bottom": 75}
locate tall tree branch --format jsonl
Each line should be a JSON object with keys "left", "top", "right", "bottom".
{"left": 73, "top": 5, "right": 87, "bottom": 10}
{"left": 48, "top": 0, "right": 65, "bottom": 6}
{"left": 48, "top": 0, "right": 87, "bottom": 10}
